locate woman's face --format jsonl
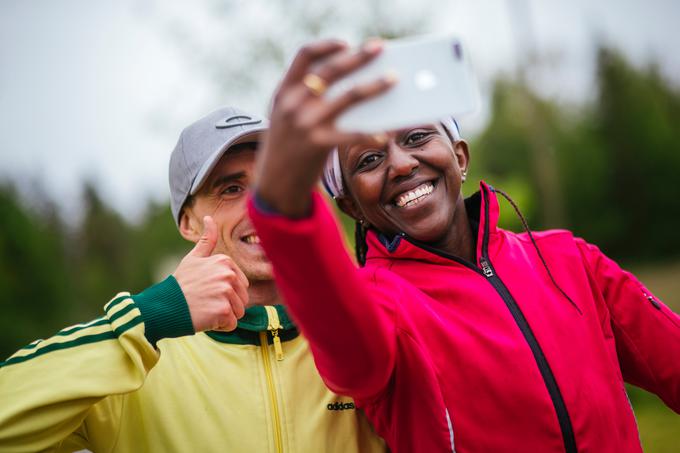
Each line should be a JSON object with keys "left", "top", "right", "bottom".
{"left": 338, "top": 124, "right": 470, "bottom": 246}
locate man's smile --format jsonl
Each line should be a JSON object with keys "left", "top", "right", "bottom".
{"left": 240, "top": 233, "right": 261, "bottom": 245}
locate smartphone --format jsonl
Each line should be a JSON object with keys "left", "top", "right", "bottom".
{"left": 326, "top": 34, "right": 479, "bottom": 133}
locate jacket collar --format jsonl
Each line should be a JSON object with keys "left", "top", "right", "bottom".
{"left": 235, "top": 304, "right": 295, "bottom": 331}
{"left": 365, "top": 181, "right": 499, "bottom": 267}
{"left": 205, "top": 305, "right": 299, "bottom": 345}
{"left": 475, "top": 181, "right": 499, "bottom": 266}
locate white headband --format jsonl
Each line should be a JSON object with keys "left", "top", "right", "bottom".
{"left": 322, "top": 118, "right": 462, "bottom": 198}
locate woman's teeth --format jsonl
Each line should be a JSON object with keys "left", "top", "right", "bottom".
{"left": 395, "top": 182, "right": 434, "bottom": 208}
{"left": 242, "top": 234, "right": 261, "bottom": 244}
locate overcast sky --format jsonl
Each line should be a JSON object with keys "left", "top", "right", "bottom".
{"left": 1, "top": 0, "right": 679, "bottom": 222}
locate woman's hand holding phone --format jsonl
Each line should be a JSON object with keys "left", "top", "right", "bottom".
{"left": 254, "top": 39, "right": 395, "bottom": 218}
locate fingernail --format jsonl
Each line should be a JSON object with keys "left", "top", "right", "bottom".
{"left": 384, "top": 69, "right": 399, "bottom": 84}
{"left": 363, "top": 39, "right": 383, "bottom": 54}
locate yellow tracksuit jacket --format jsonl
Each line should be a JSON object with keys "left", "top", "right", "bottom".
{"left": 0, "top": 276, "right": 385, "bottom": 452}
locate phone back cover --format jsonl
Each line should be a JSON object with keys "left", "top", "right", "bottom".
{"left": 328, "top": 35, "right": 479, "bottom": 133}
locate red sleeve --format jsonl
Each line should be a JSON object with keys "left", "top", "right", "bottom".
{"left": 576, "top": 239, "right": 680, "bottom": 413}
{"left": 249, "top": 192, "right": 396, "bottom": 400}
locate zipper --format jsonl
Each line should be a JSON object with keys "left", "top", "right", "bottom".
{"left": 259, "top": 330, "right": 284, "bottom": 453}
{"left": 480, "top": 257, "right": 494, "bottom": 277}
{"left": 405, "top": 186, "right": 577, "bottom": 453}
{"left": 265, "top": 305, "right": 284, "bottom": 360}
{"left": 642, "top": 291, "right": 661, "bottom": 309}
{"left": 478, "top": 185, "right": 577, "bottom": 453}
{"left": 479, "top": 256, "right": 577, "bottom": 453}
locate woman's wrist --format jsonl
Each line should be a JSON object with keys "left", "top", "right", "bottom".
{"left": 252, "top": 187, "right": 312, "bottom": 219}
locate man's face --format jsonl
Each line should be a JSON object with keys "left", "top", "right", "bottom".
{"left": 181, "top": 146, "right": 272, "bottom": 283}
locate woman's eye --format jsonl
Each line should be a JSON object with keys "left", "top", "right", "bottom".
{"left": 405, "top": 131, "right": 431, "bottom": 145}
{"left": 357, "top": 153, "right": 380, "bottom": 170}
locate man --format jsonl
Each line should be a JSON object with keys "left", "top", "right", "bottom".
{"left": 0, "top": 107, "right": 385, "bottom": 453}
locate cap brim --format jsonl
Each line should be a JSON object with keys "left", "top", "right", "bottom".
{"left": 189, "top": 128, "right": 267, "bottom": 195}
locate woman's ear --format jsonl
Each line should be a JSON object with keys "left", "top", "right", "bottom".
{"left": 454, "top": 139, "right": 471, "bottom": 175}
{"left": 336, "top": 195, "right": 365, "bottom": 224}
{"left": 178, "top": 207, "right": 202, "bottom": 243}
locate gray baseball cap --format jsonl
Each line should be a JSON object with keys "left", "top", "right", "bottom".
{"left": 169, "top": 106, "right": 269, "bottom": 225}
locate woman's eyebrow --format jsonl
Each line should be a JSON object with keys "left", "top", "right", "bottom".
{"left": 343, "top": 146, "right": 364, "bottom": 165}
{"left": 398, "top": 125, "right": 437, "bottom": 136}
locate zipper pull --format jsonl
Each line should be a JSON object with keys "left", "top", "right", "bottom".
{"left": 643, "top": 291, "right": 661, "bottom": 310}
{"left": 271, "top": 329, "right": 284, "bottom": 361}
{"left": 264, "top": 306, "right": 284, "bottom": 360}
{"left": 480, "top": 258, "right": 494, "bottom": 278}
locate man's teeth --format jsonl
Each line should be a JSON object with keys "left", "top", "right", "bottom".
{"left": 395, "top": 183, "right": 434, "bottom": 208}
{"left": 242, "top": 234, "right": 261, "bottom": 244}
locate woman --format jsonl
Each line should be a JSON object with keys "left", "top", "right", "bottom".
{"left": 249, "top": 39, "right": 680, "bottom": 452}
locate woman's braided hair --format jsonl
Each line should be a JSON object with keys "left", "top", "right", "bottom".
{"left": 354, "top": 221, "right": 369, "bottom": 267}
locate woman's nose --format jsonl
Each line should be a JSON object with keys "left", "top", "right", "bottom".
{"left": 387, "top": 144, "right": 419, "bottom": 179}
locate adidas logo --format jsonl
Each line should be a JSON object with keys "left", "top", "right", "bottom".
{"left": 327, "top": 401, "right": 355, "bottom": 411}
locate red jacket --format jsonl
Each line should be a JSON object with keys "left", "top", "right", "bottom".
{"left": 249, "top": 182, "right": 680, "bottom": 452}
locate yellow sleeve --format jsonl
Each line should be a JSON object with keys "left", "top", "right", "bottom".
{"left": 0, "top": 276, "right": 194, "bottom": 453}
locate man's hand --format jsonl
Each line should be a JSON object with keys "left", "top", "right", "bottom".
{"left": 173, "top": 216, "right": 249, "bottom": 332}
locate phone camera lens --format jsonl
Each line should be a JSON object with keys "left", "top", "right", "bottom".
{"left": 453, "top": 43, "right": 463, "bottom": 60}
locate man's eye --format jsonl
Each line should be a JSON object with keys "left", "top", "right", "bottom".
{"left": 220, "top": 185, "right": 244, "bottom": 195}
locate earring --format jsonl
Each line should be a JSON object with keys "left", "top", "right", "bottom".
{"left": 462, "top": 170, "right": 467, "bottom": 182}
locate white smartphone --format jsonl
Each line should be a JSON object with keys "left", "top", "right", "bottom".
{"left": 326, "top": 34, "right": 479, "bottom": 133}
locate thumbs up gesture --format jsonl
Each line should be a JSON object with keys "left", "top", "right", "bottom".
{"left": 173, "top": 216, "right": 249, "bottom": 332}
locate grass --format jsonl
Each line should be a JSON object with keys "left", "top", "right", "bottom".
{"left": 630, "top": 389, "right": 680, "bottom": 453}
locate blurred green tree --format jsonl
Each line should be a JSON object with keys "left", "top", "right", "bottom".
{"left": 67, "top": 183, "right": 135, "bottom": 321}
{"left": 565, "top": 48, "right": 680, "bottom": 262}
{"left": 469, "top": 48, "right": 680, "bottom": 264}
{"left": 0, "top": 183, "right": 185, "bottom": 358}
{"left": 0, "top": 183, "right": 70, "bottom": 358}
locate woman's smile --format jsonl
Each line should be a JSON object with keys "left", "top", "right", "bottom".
{"left": 393, "top": 180, "right": 436, "bottom": 208}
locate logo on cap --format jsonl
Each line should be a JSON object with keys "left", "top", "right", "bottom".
{"left": 215, "top": 115, "right": 262, "bottom": 129}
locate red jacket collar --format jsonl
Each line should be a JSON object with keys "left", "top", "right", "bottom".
{"left": 364, "top": 181, "right": 499, "bottom": 267}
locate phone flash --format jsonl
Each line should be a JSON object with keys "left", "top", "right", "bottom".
{"left": 414, "top": 70, "right": 438, "bottom": 91}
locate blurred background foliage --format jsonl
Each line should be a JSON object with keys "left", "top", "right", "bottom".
{"left": 2, "top": 3, "right": 680, "bottom": 449}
